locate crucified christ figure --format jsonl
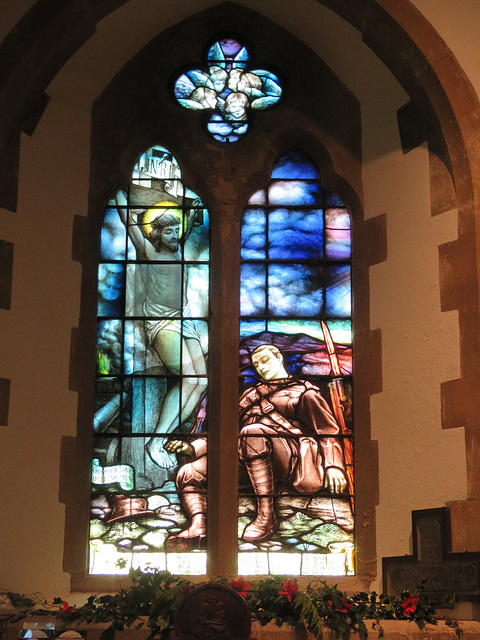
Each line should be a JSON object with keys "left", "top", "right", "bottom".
{"left": 116, "top": 190, "right": 207, "bottom": 469}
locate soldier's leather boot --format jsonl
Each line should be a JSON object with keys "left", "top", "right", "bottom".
{"left": 165, "top": 492, "right": 207, "bottom": 551}
{"left": 243, "top": 457, "right": 278, "bottom": 542}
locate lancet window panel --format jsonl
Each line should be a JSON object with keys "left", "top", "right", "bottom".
{"left": 237, "top": 148, "right": 354, "bottom": 577}
{"left": 90, "top": 145, "right": 210, "bottom": 576}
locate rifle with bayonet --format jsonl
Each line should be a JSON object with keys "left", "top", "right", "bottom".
{"left": 321, "top": 320, "right": 354, "bottom": 514}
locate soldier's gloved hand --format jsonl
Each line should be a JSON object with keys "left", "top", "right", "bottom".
{"left": 164, "top": 439, "right": 195, "bottom": 457}
{"left": 324, "top": 467, "right": 347, "bottom": 494}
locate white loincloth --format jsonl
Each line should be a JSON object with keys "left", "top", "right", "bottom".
{"left": 143, "top": 299, "right": 200, "bottom": 345}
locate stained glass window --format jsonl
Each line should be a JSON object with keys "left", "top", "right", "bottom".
{"left": 237, "top": 148, "right": 354, "bottom": 576}
{"left": 90, "top": 145, "right": 209, "bottom": 575}
{"left": 174, "top": 37, "right": 282, "bottom": 142}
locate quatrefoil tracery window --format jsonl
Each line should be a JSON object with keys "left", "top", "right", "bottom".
{"left": 173, "top": 37, "right": 282, "bottom": 142}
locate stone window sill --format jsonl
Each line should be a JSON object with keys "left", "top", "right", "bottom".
{"left": 4, "top": 618, "right": 480, "bottom": 640}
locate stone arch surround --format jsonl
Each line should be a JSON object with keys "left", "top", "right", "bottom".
{"left": 1, "top": 0, "right": 480, "bottom": 582}
{"left": 69, "top": 4, "right": 375, "bottom": 590}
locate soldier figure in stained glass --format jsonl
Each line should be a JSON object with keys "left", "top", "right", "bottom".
{"left": 164, "top": 344, "right": 349, "bottom": 550}
{"left": 238, "top": 344, "right": 347, "bottom": 541}
{"left": 115, "top": 191, "right": 207, "bottom": 469}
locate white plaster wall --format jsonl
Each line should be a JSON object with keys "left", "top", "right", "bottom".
{"left": 357, "top": 27, "right": 468, "bottom": 588}
{"left": 0, "top": 0, "right": 475, "bottom": 599}
{"left": 364, "top": 132, "right": 467, "bottom": 587}
{"left": 411, "top": 0, "right": 480, "bottom": 94}
{"left": 0, "top": 94, "right": 91, "bottom": 599}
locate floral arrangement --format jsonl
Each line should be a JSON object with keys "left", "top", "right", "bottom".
{"left": 0, "top": 570, "right": 462, "bottom": 640}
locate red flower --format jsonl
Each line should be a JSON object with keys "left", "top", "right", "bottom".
{"left": 59, "top": 601, "right": 75, "bottom": 615}
{"left": 279, "top": 579, "right": 298, "bottom": 602}
{"left": 230, "top": 577, "right": 251, "bottom": 598}
{"left": 337, "top": 597, "right": 353, "bottom": 613}
{"left": 401, "top": 594, "right": 419, "bottom": 616}
{"left": 327, "top": 597, "right": 352, "bottom": 613}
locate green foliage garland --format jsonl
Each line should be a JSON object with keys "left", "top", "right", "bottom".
{"left": 0, "top": 570, "right": 463, "bottom": 640}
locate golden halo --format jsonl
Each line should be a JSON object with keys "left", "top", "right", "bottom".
{"left": 143, "top": 201, "right": 184, "bottom": 238}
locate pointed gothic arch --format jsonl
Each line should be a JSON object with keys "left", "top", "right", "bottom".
{"left": 0, "top": 0, "right": 479, "bottom": 593}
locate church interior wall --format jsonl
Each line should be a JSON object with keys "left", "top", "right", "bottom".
{"left": 0, "top": 0, "right": 479, "bottom": 603}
